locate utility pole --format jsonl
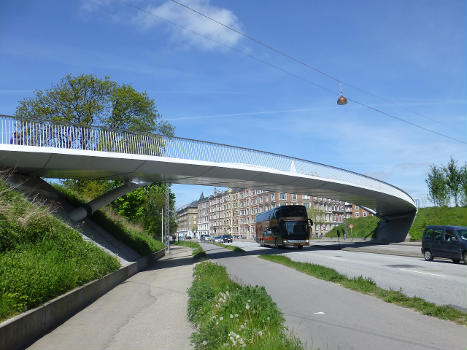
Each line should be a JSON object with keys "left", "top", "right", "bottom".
{"left": 165, "top": 185, "right": 170, "bottom": 254}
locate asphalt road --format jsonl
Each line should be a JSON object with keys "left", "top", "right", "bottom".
{"left": 231, "top": 241, "right": 467, "bottom": 311}
{"left": 201, "top": 243, "right": 467, "bottom": 350}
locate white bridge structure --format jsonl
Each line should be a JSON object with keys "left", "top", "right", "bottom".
{"left": 0, "top": 115, "right": 416, "bottom": 242}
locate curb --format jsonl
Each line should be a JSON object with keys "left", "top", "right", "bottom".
{"left": 0, "top": 249, "right": 165, "bottom": 350}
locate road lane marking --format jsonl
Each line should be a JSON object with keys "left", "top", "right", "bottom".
{"left": 313, "top": 311, "right": 325, "bottom": 315}
{"left": 399, "top": 268, "right": 445, "bottom": 277}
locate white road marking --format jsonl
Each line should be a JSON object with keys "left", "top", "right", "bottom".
{"left": 399, "top": 268, "right": 445, "bottom": 278}
{"left": 313, "top": 312, "right": 325, "bottom": 315}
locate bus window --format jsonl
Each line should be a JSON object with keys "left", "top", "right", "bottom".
{"left": 282, "top": 221, "right": 307, "bottom": 236}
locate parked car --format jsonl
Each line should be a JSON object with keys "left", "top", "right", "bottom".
{"left": 222, "top": 234, "right": 233, "bottom": 243}
{"left": 421, "top": 225, "right": 467, "bottom": 264}
{"left": 200, "top": 235, "right": 212, "bottom": 242}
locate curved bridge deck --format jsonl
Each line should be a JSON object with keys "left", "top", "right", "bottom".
{"left": 0, "top": 115, "right": 416, "bottom": 241}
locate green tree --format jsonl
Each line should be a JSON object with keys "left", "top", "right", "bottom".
{"left": 460, "top": 164, "right": 467, "bottom": 207}
{"left": 444, "top": 157, "right": 463, "bottom": 207}
{"left": 16, "top": 74, "right": 174, "bottom": 136}
{"left": 426, "top": 165, "right": 449, "bottom": 207}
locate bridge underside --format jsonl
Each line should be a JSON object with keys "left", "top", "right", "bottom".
{"left": 0, "top": 145, "right": 417, "bottom": 242}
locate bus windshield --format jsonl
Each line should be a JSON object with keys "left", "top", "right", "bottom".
{"left": 279, "top": 206, "right": 307, "bottom": 217}
{"left": 282, "top": 221, "right": 307, "bottom": 236}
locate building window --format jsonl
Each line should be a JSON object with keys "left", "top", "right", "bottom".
{"left": 363, "top": 212, "right": 367, "bottom": 217}
{"left": 303, "top": 195, "right": 310, "bottom": 200}
{"left": 292, "top": 194, "right": 297, "bottom": 201}
{"left": 280, "top": 193, "right": 286, "bottom": 200}
{"left": 355, "top": 212, "right": 360, "bottom": 217}
{"left": 304, "top": 202, "right": 310, "bottom": 208}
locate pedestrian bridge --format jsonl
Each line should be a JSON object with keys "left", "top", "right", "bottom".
{"left": 0, "top": 115, "right": 416, "bottom": 242}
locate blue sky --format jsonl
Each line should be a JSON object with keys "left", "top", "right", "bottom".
{"left": 1, "top": 0, "right": 466, "bottom": 208}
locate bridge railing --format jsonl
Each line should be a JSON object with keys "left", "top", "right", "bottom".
{"left": 0, "top": 115, "right": 414, "bottom": 204}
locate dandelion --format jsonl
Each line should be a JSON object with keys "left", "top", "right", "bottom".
{"left": 258, "top": 331, "right": 263, "bottom": 336}
{"left": 230, "top": 314, "right": 234, "bottom": 318}
{"left": 202, "top": 340, "right": 208, "bottom": 346}
{"left": 267, "top": 317, "right": 270, "bottom": 321}
{"left": 219, "top": 316, "right": 224, "bottom": 321}
{"left": 246, "top": 304, "right": 250, "bottom": 310}
{"left": 248, "top": 299, "right": 251, "bottom": 303}
{"left": 235, "top": 314, "right": 239, "bottom": 318}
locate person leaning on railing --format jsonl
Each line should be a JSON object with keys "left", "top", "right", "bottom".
{"left": 9, "top": 131, "right": 23, "bottom": 145}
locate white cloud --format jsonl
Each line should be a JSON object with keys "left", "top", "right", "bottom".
{"left": 80, "top": 0, "right": 115, "bottom": 12}
{"left": 132, "top": 0, "right": 243, "bottom": 51}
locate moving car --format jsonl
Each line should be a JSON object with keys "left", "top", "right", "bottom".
{"left": 222, "top": 234, "right": 233, "bottom": 243}
{"left": 213, "top": 236, "right": 224, "bottom": 243}
{"left": 421, "top": 225, "right": 467, "bottom": 264}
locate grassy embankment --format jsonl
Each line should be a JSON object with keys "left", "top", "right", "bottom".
{"left": 0, "top": 179, "right": 120, "bottom": 322}
{"left": 326, "top": 207, "right": 467, "bottom": 240}
{"left": 188, "top": 261, "right": 302, "bottom": 350}
{"left": 260, "top": 255, "right": 467, "bottom": 326}
{"left": 326, "top": 216, "right": 379, "bottom": 239}
{"left": 53, "top": 185, "right": 164, "bottom": 255}
{"left": 408, "top": 206, "right": 467, "bottom": 240}
{"left": 175, "top": 240, "right": 206, "bottom": 259}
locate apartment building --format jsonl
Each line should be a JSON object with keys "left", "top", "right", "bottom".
{"left": 176, "top": 201, "right": 199, "bottom": 238}
{"left": 195, "top": 188, "right": 372, "bottom": 240}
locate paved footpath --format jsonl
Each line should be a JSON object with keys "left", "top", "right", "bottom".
{"left": 28, "top": 246, "right": 194, "bottom": 350}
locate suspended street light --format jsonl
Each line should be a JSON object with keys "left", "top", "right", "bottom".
{"left": 337, "top": 82, "right": 347, "bottom": 105}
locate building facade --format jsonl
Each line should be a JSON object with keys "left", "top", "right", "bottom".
{"left": 176, "top": 201, "right": 199, "bottom": 238}
{"left": 196, "top": 188, "right": 372, "bottom": 240}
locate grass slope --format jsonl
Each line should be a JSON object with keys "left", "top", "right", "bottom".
{"left": 0, "top": 179, "right": 120, "bottom": 322}
{"left": 260, "top": 255, "right": 467, "bottom": 325}
{"left": 188, "top": 261, "right": 302, "bottom": 350}
{"left": 53, "top": 184, "right": 164, "bottom": 255}
{"left": 326, "top": 216, "right": 379, "bottom": 239}
{"left": 409, "top": 206, "right": 467, "bottom": 240}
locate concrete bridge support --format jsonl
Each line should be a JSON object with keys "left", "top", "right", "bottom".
{"left": 68, "top": 179, "right": 149, "bottom": 222}
{"left": 374, "top": 210, "right": 417, "bottom": 242}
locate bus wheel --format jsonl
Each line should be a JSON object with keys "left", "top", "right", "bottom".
{"left": 274, "top": 239, "right": 279, "bottom": 249}
{"left": 298, "top": 245, "right": 303, "bottom": 249}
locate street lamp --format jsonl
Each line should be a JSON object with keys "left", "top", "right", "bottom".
{"left": 337, "top": 82, "right": 347, "bottom": 105}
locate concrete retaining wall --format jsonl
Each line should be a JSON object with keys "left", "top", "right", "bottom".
{"left": 0, "top": 249, "right": 165, "bottom": 350}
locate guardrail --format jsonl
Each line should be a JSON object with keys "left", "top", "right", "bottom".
{"left": 0, "top": 114, "right": 414, "bottom": 205}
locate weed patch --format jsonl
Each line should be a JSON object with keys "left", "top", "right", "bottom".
{"left": 260, "top": 255, "right": 467, "bottom": 325}
{"left": 188, "top": 261, "right": 302, "bottom": 350}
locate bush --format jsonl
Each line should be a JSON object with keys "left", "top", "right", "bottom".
{"left": 0, "top": 179, "right": 119, "bottom": 321}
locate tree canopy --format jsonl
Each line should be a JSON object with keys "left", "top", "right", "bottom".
{"left": 426, "top": 157, "right": 466, "bottom": 207}
{"left": 16, "top": 74, "right": 174, "bottom": 136}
